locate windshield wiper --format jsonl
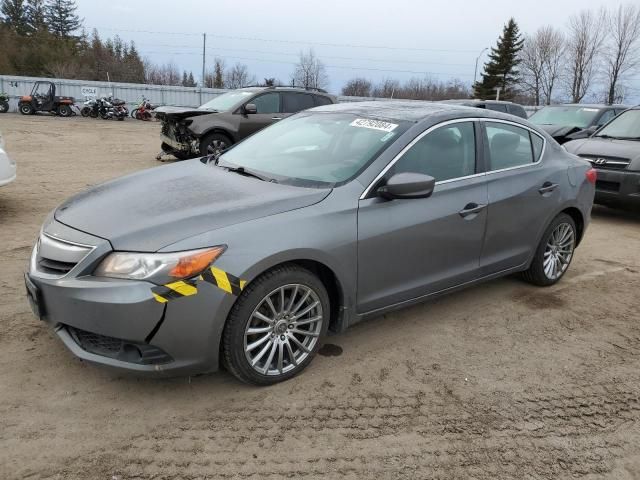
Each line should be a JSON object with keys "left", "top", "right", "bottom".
{"left": 594, "top": 134, "right": 621, "bottom": 140}
{"left": 222, "top": 165, "right": 275, "bottom": 183}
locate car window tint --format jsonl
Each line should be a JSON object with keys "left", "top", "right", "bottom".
{"left": 596, "top": 109, "right": 615, "bottom": 127}
{"left": 252, "top": 93, "right": 280, "bottom": 114}
{"left": 392, "top": 122, "right": 476, "bottom": 182}
{"left": 530, "top": 132, "right": 544, "bottom": 161}
{"left": 314, "top": 95, "right": 333, "bottom": 106}
{"left": 486, "top": 122, "right": 534, "bottom": 170}
{"left": 283, "top": 93, "right": 315, "bottom": 113}
{"left": 487, "top": 104, "right": 508, "bottom": 113}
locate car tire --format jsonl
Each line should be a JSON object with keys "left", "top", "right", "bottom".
{"left": 521, "top": 213, "right": 577, "bottom": 287}
{"left": 19, "top": 103, "right": 34, "bottom": 115}
{"left": 199, "top": 132, "right": 231, "bottom": 157}
{"left": 58, "top": 105, "right": 72, "bottom": 117}
{"left": 222, "top": 264, "right": 330, "bottom": 386}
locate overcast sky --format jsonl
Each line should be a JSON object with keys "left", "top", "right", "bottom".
{"left": 76, "top": 0, "right": 639, "bottom": 102}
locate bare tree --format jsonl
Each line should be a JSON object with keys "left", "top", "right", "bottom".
{"left": 520, "top": 34, "right": 545, "bottom": 105}
{"left": 341, "top": 77, "right": 372, "bottom": 97}
{"left": 539, "top": 27, "right": 565, "bottom": 105}
{"left": 372, "top": 78, "right": 400, "bottom": 98}
{"left": 565, "top": 9, "right": 606, "bottom": 103}
{"left": 224, "top": 62, "right": 256, "bottom": 89}
{"left": 603, "top": 4, "right": 640, "bottom": 104}
{"left": 291, "top": 49, "right": 329, "bottom": 89}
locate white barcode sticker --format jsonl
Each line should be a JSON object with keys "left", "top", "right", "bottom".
{"left": 350, "top": 118, "right": 398, "bottom": 132}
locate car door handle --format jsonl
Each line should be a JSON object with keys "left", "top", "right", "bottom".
{"left": 458, "top": 203, "right": 486, "bottom": 218}
{"left": 538, "top": 182, "right": 559, "bottom": 195}
{"left": 271, "top": 117, "right": 283, "bottom": 120}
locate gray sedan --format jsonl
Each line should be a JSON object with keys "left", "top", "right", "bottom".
{"left": 25, "top": 102, "right": 596, "bottom": 385}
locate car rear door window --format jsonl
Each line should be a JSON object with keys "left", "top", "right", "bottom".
{"left": 252, "top": 93, "right": 280, "bottom": 114}
{"left": 487, "top": 103, "right": 508, "bottom": 113}
{"left": 392, "top": 122, "right": 476, "bottom": 182}
{"left": 507, "top": 104, "right": 527, "bottom": 118}
{"left": 282, "top": 93, "right": 315, "bottom": 113}
{"left": 485, "top": 122, "right": 535, "bottom": 170}
{"left": 314, "top": 95, "right": 333, "bottom": 106}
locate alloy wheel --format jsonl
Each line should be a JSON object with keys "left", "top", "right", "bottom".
{"left": 543, "top": 222, "right": 575, "bottom": 280}
{"left": 244, "top": 284, "right": 323, "bottom": 376}
{"left": 207, "top": 139, "right": 227, "bottom": 156}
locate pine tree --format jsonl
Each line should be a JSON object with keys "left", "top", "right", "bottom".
{"left": 187, "top": 71, "right": 195, "bottom": 87}
{"left": 181, "top": 71, "right": 188, "bottom": 86}
{"left": 25, "top": 0, "right": 46, "bottom": 32}
{"left": 45, "top": 0, "right": 81, "bottom": 38}
{"left": 473, "top": 18, "right": 524, "bottom": 100}
{"left": 1, "top": 0, "right": 29, "bottom": 35}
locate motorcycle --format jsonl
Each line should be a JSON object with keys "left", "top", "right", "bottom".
{"left": 0, "top": 93, "right": 9, "bottom": 113}
{"left": 80, "top": 98, "right": 99, "bottom": 118}
{"left": 96, "top": 96, "right": 127, "bottom": 121}
{"left": 131, "top": 96, "right": 157, "bottom": 121}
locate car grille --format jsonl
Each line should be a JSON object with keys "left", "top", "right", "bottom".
{"left": 67, "top": 326, "right": 173, "bottom": 365}
{"left": 34, "top": 233, "right": 94, "bottom": 277}
{"left": 579, "top": 155, "right": 630, "bottom": 170}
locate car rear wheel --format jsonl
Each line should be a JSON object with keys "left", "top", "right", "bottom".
{"left": 222, "top": 265, "right": 330, "bottom": 385}
{"left": 19, "top": 103, "right": 34, "bottom": 115}
{"left": 522, "top": 213, "right": 576, "bottom": 286}
{"left": 199, "top": 132, "right": 231, "bottom": 157}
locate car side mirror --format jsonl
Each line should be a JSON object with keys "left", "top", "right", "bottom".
{"left": 376, "top": 172, "right": 436, "bottom": 200}
{"left": 244, "top": 103, "right": 257, "bottom": 114}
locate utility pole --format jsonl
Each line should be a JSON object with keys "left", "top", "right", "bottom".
{"left": 495, "top": 86, "right": 502, "bottom": 101}
{"left": 200, "top": 32, "right": 206, "bottom": 105}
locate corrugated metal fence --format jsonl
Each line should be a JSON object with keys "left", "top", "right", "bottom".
{"left": 0, "top": 75, "right": 397, "bottom": 112}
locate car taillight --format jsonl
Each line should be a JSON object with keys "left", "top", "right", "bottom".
{"left": 586, "top": 168, "right": 597, "bottom": 184}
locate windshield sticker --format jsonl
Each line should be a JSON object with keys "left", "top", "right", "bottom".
{"left": 380, "top": 132, "right": 396, "bottom": 142}
{"left": 350, "top": 118, "right": 398, "bottom": 132}
{"left": 582, "top": 108, "right": 599, "bottom": 112}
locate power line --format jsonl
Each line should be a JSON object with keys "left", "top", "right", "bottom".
{"left": 92, "top": 26, "right": 481, "bottom": 53}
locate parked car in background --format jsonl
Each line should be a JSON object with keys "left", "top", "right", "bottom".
{"left": 0, "top": 130, "right": 16, "bottom": 187}
{"left": 26, "top": 102, "right": 595, "bottom": 385}
{"left": 529, "top": 104, "right": 628, "bottom": 144}
{"left": 440, "top": 99, "right": 527, "bottom": 119}
{"left": 154, "top": 86, "right": 337, "bottom": 160}
{"left": 564, "top": 106, "right": 640, "bottom": 210}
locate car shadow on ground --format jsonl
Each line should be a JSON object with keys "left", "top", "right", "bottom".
{"left": 591, "top": 204, "right": 640, "bottom": 223}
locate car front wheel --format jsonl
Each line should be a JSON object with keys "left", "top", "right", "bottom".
{"left": 199, "top": 132, "right": 231, "bottom": 157}
{"left": 522, "top": 213, "right": 577, "bottom": 286}
{"left": 222, "top": 265, "right": 330, "bottom": 385}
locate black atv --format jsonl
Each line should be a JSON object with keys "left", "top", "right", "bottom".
{"left": 18, "top": 81, "right": 75, "bottom": 116}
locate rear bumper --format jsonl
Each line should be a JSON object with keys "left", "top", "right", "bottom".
{"left": 594, "top": 169, "right": 640, "bottom": 208}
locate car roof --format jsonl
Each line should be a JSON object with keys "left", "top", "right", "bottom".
{"left": 238, "top": 86, "right": 333, "bottom": 97}
{"left": 440, "top": 99, "right": 520, "bottom": 105}
{"left": 542, "top": 103, "right": 629, "bottom": 109}
{"left": 311, "top": 100, "right": 524, "bottom": 123}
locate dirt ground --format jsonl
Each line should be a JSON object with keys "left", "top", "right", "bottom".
{"left": 1, "top": 114, "right": 639, "bottom": 480}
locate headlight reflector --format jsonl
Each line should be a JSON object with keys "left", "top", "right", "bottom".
{"left": 94, "top": 246, "right": 226, "bottom": 283}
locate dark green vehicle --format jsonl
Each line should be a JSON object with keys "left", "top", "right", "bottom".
{"left": 154, "top": 86, "right": 336, "bottom": 160}
{"left": 0, "top": 93, "right": 9, "bottom": 113}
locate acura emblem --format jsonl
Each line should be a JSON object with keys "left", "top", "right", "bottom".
{"left": 594, "top": 158, "right": 607, "bottom": 165}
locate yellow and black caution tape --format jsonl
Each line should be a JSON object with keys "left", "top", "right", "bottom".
{"left": 151, "top": 267, "right": 246, "bottom": 303}
{"left": 201, "top": 266, "right": 247, "bottom": 296}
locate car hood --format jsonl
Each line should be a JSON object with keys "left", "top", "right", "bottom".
{"left": 154, "top": 106, "right": 217, "bottom": 121}
{"left": 563, "top": 137, "right": 640, "bottom": 162}
{"left": 54, "top": 159, "right": 331, "bottom": 251}
{"left": 538, "top": 124, "right": 584, "bottom": 137}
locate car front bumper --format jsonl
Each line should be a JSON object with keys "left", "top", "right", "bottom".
{"left": 26, "top": 220, "right": 236, "bottom": 376}
{"left": 594, "top": 169, "right": 640, "bottom": 208}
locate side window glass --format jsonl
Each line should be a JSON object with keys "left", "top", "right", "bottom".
{"left": 530, "top": 132, "right": 544, "bottom": 161}
{"left": 314, "top": 95, "right": 333, "bottom": 106}
{"left": 485, "top": 122, "right": 534, "bottom": 170}
{"left": 392, "top": 122, "right": 476, "bottom": 182}
{"left": 487, "top": 104, "right": 508, "bottom": 113}
{"left": 283, "top": 93, "right": 315, "bottom": 113}
{"left": 596, "top": 110, "right": 615, "bottom": 127}
{"left": 251, "top": 93, "right": 280, "bottom": 114}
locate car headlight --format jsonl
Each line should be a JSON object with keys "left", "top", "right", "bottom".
{"left": 94, "top": 246, "right": 226, "bottom": 283}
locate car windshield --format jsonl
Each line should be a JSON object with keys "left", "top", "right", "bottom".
{"left": 218, "top": 112, "right": 410, "bottom": 187}
{"left": 595, "top": 109, "right": 639, "bottom": 139}
{"left": 529, "top": 106, "right": 600, "bottom": 128}
{"left": 198, "top": 91, "right": 255, "bottom": 112}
